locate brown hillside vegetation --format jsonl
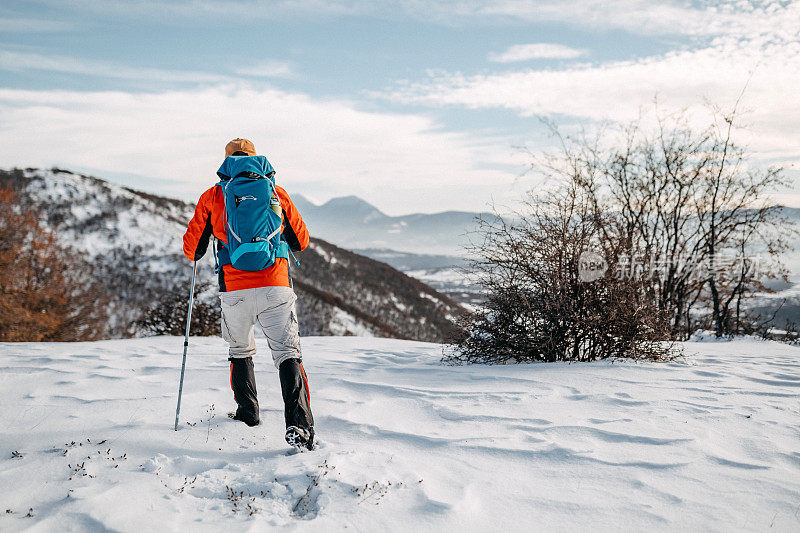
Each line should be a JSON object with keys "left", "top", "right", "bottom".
{"left": 0, "top": 187, "right": 107, "bottom": 341}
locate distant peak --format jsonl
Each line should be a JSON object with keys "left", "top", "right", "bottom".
{"left": 291, "top": 193, "right": 318, "bottom": 206}
{"left": 323, "top": 195, "right": 371, "bottom": 206}
{"left": 322, "top": 196, "right": 386, "bottom": 216}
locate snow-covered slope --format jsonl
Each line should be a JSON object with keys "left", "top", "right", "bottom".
{"left": 1, "top": 336, "right": 798, "bottom": 531}
{"left": 1, "top": 167, "right": 465, "bottom": 341}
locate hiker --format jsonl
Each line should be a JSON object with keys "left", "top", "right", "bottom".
{"left": 182, "top": 138, "right": 315, "bottom": 450}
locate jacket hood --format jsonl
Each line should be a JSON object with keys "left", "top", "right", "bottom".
{"left": 217, "top": 155, "right": 275, "bottom": 181}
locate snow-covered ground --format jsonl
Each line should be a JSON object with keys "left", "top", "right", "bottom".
{"left": 1, "top": 336, "right": 799, "bottom": 531}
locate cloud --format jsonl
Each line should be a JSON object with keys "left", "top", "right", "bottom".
{"left": 0, "top": 48, "right": 294, "bottom": 83}
{"left": 31, "top": 0, "right": 770, "bottom": 37}
{"left": 453, "top": 0, "right": 784, "bottom": 37}
{"left": 0, "top": 85, "right": 522, "bottom": 214}
{"left": 6, "top": 0, "right": 798, "bottom": 212}
{"left": 0, "top": 48, "right": 225, "bottom": 83}
{"left": 490, "top": 43, "right": 586, "bottom": 63}
{"left": 0, "top": 17, "right": 74, "bottom": 32}
{"left": 378, "top": 3, "right": 800, "bottom": 162}
{"left": 233, "top": 60, "right": 295, "bottom": 79}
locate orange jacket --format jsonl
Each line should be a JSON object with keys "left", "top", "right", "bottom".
{"left": 183, "top": 184, "right": 309, "bottom": 291}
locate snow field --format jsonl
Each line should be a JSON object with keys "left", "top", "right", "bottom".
{"left": 0, "top": 336, "right": 799, "bottom": 531}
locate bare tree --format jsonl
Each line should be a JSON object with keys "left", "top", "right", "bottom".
{"left": 691, "top": 106, "right": 791, "bottom": 336}
{"left": 0, "top": 187, "right": 107, "bottom": 341}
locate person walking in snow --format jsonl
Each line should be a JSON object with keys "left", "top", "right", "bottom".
{"left": 182, "top": 138, "right": 315, "bottom": 450}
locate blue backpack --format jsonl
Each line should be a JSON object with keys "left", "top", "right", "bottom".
{"left": 214, "top": 155, "right": 290, "bottom": 272}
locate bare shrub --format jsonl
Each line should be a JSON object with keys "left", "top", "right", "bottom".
{"left": 447, "top": 181, "right": 676, "bottom": 364}
{"left": 535, "top": 107, "right": 792, "bottom": 338}
{"left": 136, "top": 280, "right": 219, "bottom": 336}
{"left": 450, "top": 103, "right": 793, "bottom": 363}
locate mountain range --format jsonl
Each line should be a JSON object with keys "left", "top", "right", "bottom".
{"left": 7, "top": 166, "right": 795, "bottom": 336}
{"left": 294, "top": 192, "right": 800, "bottom": 325}
{"left": 290, "top": 193, "right": 493, "bottom": 257}
{"left": 287, "top": 193, "right": 494, "bottom": 305}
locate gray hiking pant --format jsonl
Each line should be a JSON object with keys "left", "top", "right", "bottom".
{"left": 220, "top": 286, "right": 302, "bottom": 367}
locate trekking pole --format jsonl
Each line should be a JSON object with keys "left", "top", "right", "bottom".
{"left": 174, "top": 260, "right": 198, "bottom": 431}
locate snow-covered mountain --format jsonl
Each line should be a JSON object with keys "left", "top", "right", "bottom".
{"left": 0, "top": 167, "right": 465, "bottom": 341}
{"left": 290, "top": 193, "right": 495, "bottom": 257}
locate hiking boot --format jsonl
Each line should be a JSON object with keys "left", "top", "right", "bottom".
{"left": 229, "top": 357, "right": 259, "bottom": 426}
{"left": 285, "top": 425, "right": 315, "bottom": 451}
{"left": 279, "top": 358, "right": 314, "bottom": 429}
{"left": 228, "top": 410, "right": 260, "bottom": 427}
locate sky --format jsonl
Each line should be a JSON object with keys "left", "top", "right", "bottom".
{"left": 0, "top": 0, "right": 798, "bottom": 215}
